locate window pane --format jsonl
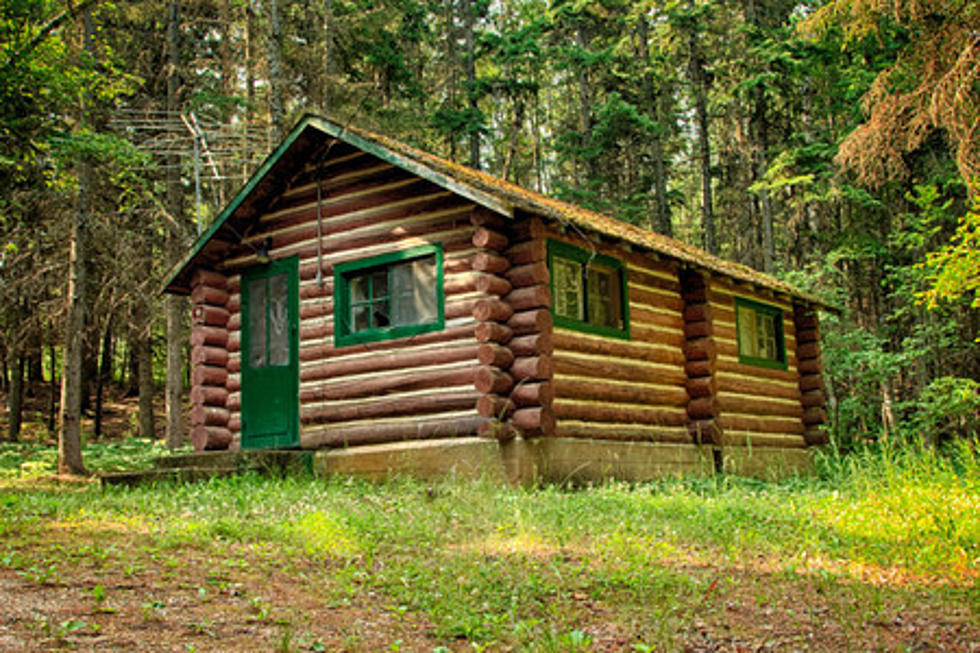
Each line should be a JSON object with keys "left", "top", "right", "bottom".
{"left": 349, "top": 274, "right": 370, "bottom": 303}
{"left": 553, "top": 257, "right": 583, "bottom": 321}
{"left": 372, "top": 299, "right": 390, "bottom": 328}
{"left": 370, "top": 269, "right": 388, "bottom": 300}
{"left": 247, "top": 277, "right": 267, "bottom": 368}
{"left": 391, "top": 255, "right": 437, "bottom": 326}
{"left": 267, "top": 273, "right": 289, "bottom": 366}
{"left": 587, "top": 264, "right": 620, "bottom": 328}
{"left": 352, "top": 304, "right": 371, "bottom": 332}
{"left": 737, "top": 304, "right": 757, "bottom": 358}
{"left": 757, "top": 313, "right": 777, "bottom": 361}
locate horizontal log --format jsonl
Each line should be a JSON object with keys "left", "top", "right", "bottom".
{"left": 553, "top": 420, "right": 692, "bottom": 444}
{"left": 505, "top": 261, "right": 549, "bottom": 288}
{"left": 510, "top": 381, "right": 554, "bottom": 407}
{"left": 802, "top": 406, "right": 827, "bottom": 425}
{"left": 511, "top": 406, "right": 555, "bottom": 436}
{"left": 504, "top": 239, "right": 546, "bottom": 265}
{"left": 510, "top": 217, "right": 547, "bottom": 242}
{"left": 796, "top": 327, "right": 819, "bottom": 344}
{"left": 687, "top": 419, "right": 722, "bottom": 446}
{"left": 227, "top": 294, "right": 241, "bottom": 314}
{"left": 679, "top": 270, "right": 706, "bottom": 291}
{"left": 682, "top": 337, "right": 716, "bottom": 362}
{"left": 722, "top": 432, "right": 805, "bottom": 448}
{"left": 192, "top": 426, "right": 232, "bottom": 451}
{"left": 798, "top": 375, "right": 824, "bottom": 393}
{"left": 682, "top": 303, "right": 712, "bottom": 323}
{"left": 681, "top": 285, "right": 707, "bottom": 304}
{"left": 301, "top": 324, "right": 479, "bottom": 362}
{"left": 472, "top": 298, "right": 515, "bottom": 323}
{"left": 798, "top": 358, "right": 821, "bottom": 375}
{"left": 552, "top": 331, "right": 685, "bottom": 367}
{"left": 301, "top": 344, "right": 478, "bottom": 382}
{"left": 504, "top": 284, "right": 551, "bottom": 311}
{"left": 472, "top": 226, "right": 508, "bottom": 251}
{"left": 511, "top": 355, "right": 552, "bottom": 381}
{"left": 509, "top": 332, "right": 553, "bottom": 357}
{"left": 191, "top": 284, "right": 230, "bottom": 307}
{"left": 687, "top": 396, "right": 717, "bottom": 420}
{"left": 804, "top": 427, "right": 829, "bottom": 446}
{"left": 227, "top": 357, "right": 241, "bottom": 374}
{"left": 226, "top": 375, "right": 240, "bottom": 392}
{"left": 716, "top": 359, "right": 798, "bottom": 383}
{"left": 191, "top": 405, "right": 230, "bottom": 427}
{"left": 715, "top": 375, "right": 801, "bottom": 401}
{"left": 685, "top": 376, "right": 716, "bottom": 399}
{"left": 477, "top": 419, "right": 517, "bottom": 441}
{"left": 629, "top": 309, "right": 685, "bottom": 333}
{"left": 475, "top": 273, "right": 512, "bottom": 297}
{"left": 192, "top": 346, "right": 229, "bottom": 368}
{"left": 797, "top": 341, "right": 821, "bottom": 360}
{"left": 191, "top": 268, "right": 228, "bottom": 290}
{"left": 507, "top": 308, "right": 552, "bottom": 335}
{"left": 685, "top": 359, "right": 713, "bottom": 378}
{"left": 299, "top": 279, "right": 333, "bottom": 300}
{"left": 474, "top": 321, "right": 513, "bottom": 344}
{"left": 472, "top": 251, "right": 510, "bottom": 274}
{"left": 226, "top": 392, "right": 240, "bottom": 411}
{"left": 627, "top": 266, "right": 683, "bottom": 295}
{"left": 474, "top": 366, "right": 515, "bottom": 394}
{"left": 553, "top": 400, "right": 688, "bottom": 427}
{"left": 478, "top": 343, "right": 515, "bottom": 368}
{"left": 554, "top": 355, "right": 687, "bottom": 387}
{"left": 716, "top": 394, "right": 804, "bottom": 419}
{"left": 192, "top": 365, "right": 228, "bottom": 388}
{"left": 469, "top": 207, "right": 508, "bottom": 229}
{"left": 801, "top": 389, "right": 825, "bottom": 408}
{"left": 227, "top": 332, "right": 240, "bottom": 353}
{"left": 793, "top": 310, "right": 819, "bottom": 329}
{"left": 302, "top": 415, "right": 486, "bottom": 448}
{"left": 302, "top": 366, "right": 478, "bottom": 402}
{"left": 717, "top": 415, "right": 805, "bottom": 435}
{"left": 227, "top": 416, "right": 240, "bottom": 433}
{"left": 628, "top": 286, "right": 685, "bottom": 314}
{"left": 295, "top": 237, "right": 474, "bottom": 283}
{"left": 476, "top": 394, "right": 515, "bottom": 418}
{"left": 302, "top": 390, "right": 478, "bottom": 425}
{"left": 192, "top": 304, "right": 230, "bottom": 327}
{"left": 191, "top": 325, "right": 229, "bottom": 348}
{"left": 553, "top": 377, "right": 686, "bottom": 407}
{"left": 683, "top": 321, "right": 712, "bottom": 339}
{"left": 190, "top": 385, "right": 229, "bottom": 408}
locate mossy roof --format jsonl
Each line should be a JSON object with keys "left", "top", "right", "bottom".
{"left": 164, "top": 114, "right": 828, "bottom": 308}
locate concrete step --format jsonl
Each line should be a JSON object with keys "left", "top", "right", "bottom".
{"left": 153, "top": 450, "right": 313, "bottom": 476}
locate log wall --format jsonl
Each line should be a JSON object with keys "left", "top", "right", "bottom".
{"left": 710, "top": 279, "right": 807, "bottom": 449}
{"left": 793, "top": 304, "right": 828, "bottom": 445}
{"left": 189, "top": 268, "right": 232, "bottom": 451}
{"left": 547, "top": 228, "right": 691, "bottom": 444}
{"left": 218, "top": 146, "right": 485, "bottom": 448}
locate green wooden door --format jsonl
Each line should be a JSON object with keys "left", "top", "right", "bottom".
{"left": 241, "top": 257, "right": 299, "bottom": 449}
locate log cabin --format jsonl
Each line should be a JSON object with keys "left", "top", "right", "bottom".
{"left": 163, "top": 114, "right": 831, "bottom": 482}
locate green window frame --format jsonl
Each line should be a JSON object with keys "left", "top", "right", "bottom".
{"left": 334, "top": 244, "right": 444, "bottom": 347}
{"left": 734, "top": 296, "right": 787, "bottom": 370}
{"left": 547, "top": 239, "right": 630, "bottom": 339}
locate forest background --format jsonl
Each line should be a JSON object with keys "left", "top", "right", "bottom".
{"left": 0, "top": 0, "right": 977, "bottom": 472}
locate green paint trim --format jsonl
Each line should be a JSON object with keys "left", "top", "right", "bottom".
{"left": 733, "top": 296, "right": 788, "bottom": 370}
{"left": 547, "top": 239, "right": 630, "bottom": 340}
{"left": 334, "top": 243, "right": 445, "bottom": 347}
{"left": 241, "top": 256, "right": 300, "bottom": 449}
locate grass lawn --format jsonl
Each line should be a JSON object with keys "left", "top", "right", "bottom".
{"left": 0, "top": 438, "right": 976, "bottom": 651}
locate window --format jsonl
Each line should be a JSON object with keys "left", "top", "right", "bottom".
{"left": 334, "top": 244, "right": 444, "bottom": 346}
{"left": 548, "top": 240, "right": 629, "bottom": 339}
{"left": 734, "top": 297, "right": 787, "bottom": 369}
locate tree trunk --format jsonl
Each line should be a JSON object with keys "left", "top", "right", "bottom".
{"left": 267, "top": 0, "right": 285, "bottom": 144}
{"left": 637, "top": 15, "right": 672, "bottom": 236}
{"left": 58, "top": 10, "right": 95, "bottom": 475}
{"left": 8, "top": 349, "right": 23, "bottom": 441}
{"left": 688, "top": 29, "right": 715, "bottom": 254}
{"left": 137, "top": 329, "right": 155, "bottom": 439}
{"left": 574, "top": 25, "right": 598, "bottom": 182}
{"left": 93, "top": 316, "right": 112, "bottom": 439}
{"left": 47, "top": 343, "right": 56, "bottom": 432}
{"left": 165, "top": 0, "right": 185, "bottom": 450}
{"left": 462, "top": 0, "right": 480, "bottom": 169}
